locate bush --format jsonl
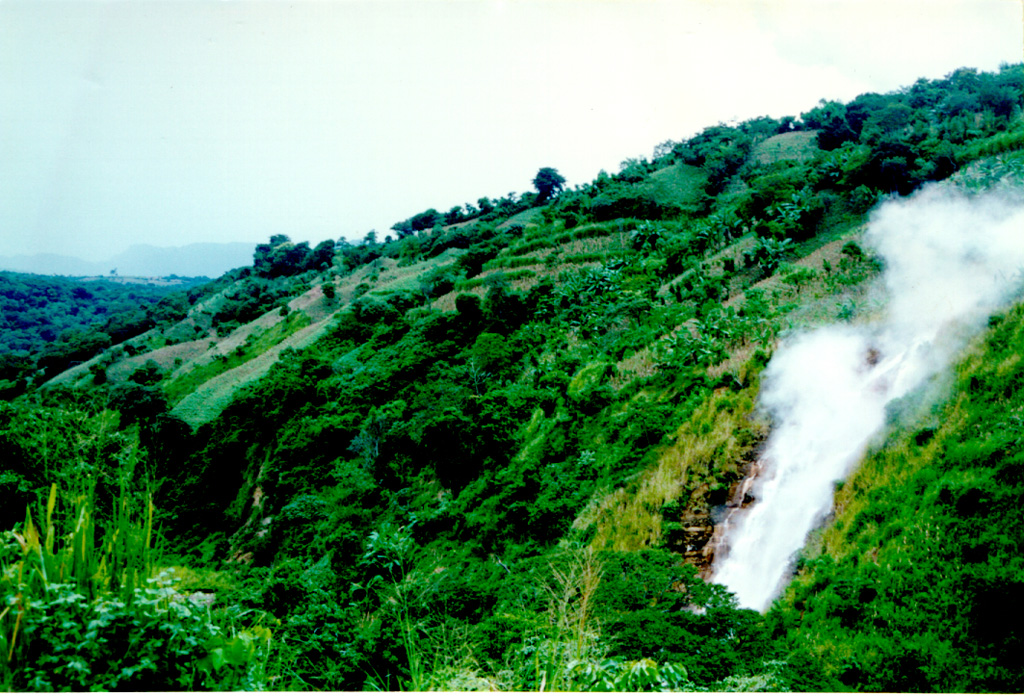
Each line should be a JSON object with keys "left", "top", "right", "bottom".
{"left": 418, "top": 264, "right": 461, "bottom": 299}
{"left": 591, "top": 187, "right": 676, "bottom": 221}
{"left": 2, "top": 580, "right": 272, "bottom": 691}
{"left": 0, "top": 469, "right": 273, "bottom": 691}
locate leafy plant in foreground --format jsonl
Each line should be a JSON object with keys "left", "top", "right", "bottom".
{"left": 0, "top": 444, "right": 273, "bottom": 690}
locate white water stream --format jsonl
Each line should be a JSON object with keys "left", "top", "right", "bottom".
{"left": 711, "top": 182, "right": 1024, "bottom": 612}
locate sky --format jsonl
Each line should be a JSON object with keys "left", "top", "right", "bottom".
{"left": 1, "top": 0, "right": 1021, "bottom": 261}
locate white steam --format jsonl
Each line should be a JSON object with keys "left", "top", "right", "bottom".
{"left": 712, "top": 182, "right": 1024, "bottom": 612}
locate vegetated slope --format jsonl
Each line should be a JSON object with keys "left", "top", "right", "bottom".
{"left": 772, "top": 300, "right": 1024, "bottom": 692}
{"left": 2, "top": 64, "right": 1024, "bottom": 692}
{"left": 0, "top": 272, "right": 208, "bottom": 396}
{"left": 750, "top": 130, "right": 819, "bottom": 164}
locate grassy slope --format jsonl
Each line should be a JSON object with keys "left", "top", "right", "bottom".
{"left": 43, "top": 249, "right": 472, "bottom": 425}
{"left": 170, "top": 313, "right": 329, "bottom": 427}
{"left": 164, "top": 251, "right": 467, "bottom": 425}
{"left": 750, "top": 130, "right": 819, "bottom": 164}
{"left": 576, "top": 224, "right": 881, "bottom": 553}
{"left": 138, "top": 125, "right": 874, "bottom": 552}
{"left": 771, "top": 300, "right": 1024, "bottom": 692}
{"left": 47, "top": 138, "right": 1017, "bottom": 557}
{"left": 35, "top": 116, "right": 1022, "bottom": 556}
{"left": 643, "top": 163, "right": 707, "bottom": 208}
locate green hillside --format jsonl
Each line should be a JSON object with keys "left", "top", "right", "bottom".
{"left": 2, "top": 64, "right": 1023, "bottom": 692}
{"left": 750, "top": 130, "right": 820, "bottom": 164}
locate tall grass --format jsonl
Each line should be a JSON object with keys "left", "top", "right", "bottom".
{"left": 482, "top": 255, "right": 543, "bottom": 271}
{"left": 6, "top": 424, "right": 154, "bottom": 600}
{"left": 772, "top": 301, "right": 1024, "bottom": 692}
{"left": 955, "top": 120, "right": 1024, "bottom": 166}
{"left": 505, "top": 222, "right": 621, "bottom": 258}
{"left": 0, "top": 423, "right": 272, "bottom": 690}
{"left": 577, "top": 385, "right": 763, "bottom": 552}
{"left": 0, "top": 432, "right": 156, "bottom": 684}
{"left": 533, "top": 547, "right": 605, "bottom": 691}
{"left": 644, "top": 162, "right": 709, "bottom": 206}
{"left": 453, "top": 268, "right": 537, "bottom": 292}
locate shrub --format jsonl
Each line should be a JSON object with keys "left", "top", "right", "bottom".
{"left": 0, "top": 454, "right": 273, "bottom": 690}
{"left": 418, "top": 264, "right": 461, "bottom": 299}
{"left": 2, "top": 579, "right": 272, "bottom": 691}
{"left": 591, "top": 187, "right": 675, "bottom": 221}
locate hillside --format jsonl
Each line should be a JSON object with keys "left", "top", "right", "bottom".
{"left": 2, "top": 64, "right": 1024, "bottom": 692}
{"left": 0, "top": 272, "right": 214, "bottom": 398}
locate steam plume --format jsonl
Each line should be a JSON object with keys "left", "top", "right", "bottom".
{"left": 712, "top": 182, "right": 1024, "bottom": 612}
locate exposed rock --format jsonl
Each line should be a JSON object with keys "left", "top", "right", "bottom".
{"left": 227, "top": 465, "right": 271, "bottom": 564}
{"left": 661, "top": 440, "right": 768, "bottom": 576}
{"left": 675, "top": 514, "right": 716, "bottom": 568}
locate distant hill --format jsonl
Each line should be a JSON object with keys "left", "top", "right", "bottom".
{"left": 0, "top": 242, "right": 257, "bottom": 278}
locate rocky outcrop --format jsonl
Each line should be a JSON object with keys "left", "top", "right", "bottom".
{"left": 661, "top": 440, "right": 767, "bottom": 576}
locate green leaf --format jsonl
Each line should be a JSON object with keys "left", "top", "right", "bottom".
{"left": 208, "top": 647, "right": 225, "bottom": 671}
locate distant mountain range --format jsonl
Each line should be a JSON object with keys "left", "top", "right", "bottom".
{"left": 0, "top": 242, "right": 258, "bottom": 279}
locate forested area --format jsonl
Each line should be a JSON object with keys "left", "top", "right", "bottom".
{"left": 1, "top": 64, "right": 1023, "bottom": 691}
{"left": 0, "top": 274, "right": 211, "bottom": 395}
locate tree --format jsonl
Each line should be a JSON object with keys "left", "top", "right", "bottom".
{"left": 844, "top": 92, "right": 889, "bottom": 137}
{"left": 653, "top": 139, "right": 679, "bottom": 162}
{"left": 776, "top": 115, "right": 798, "bottom": 133}
{"left": 860, "top": 103, "right": 913, "bottom": 144}
{"left": 311, "top": 240, "right": 336, "bottom": 269}
{"left": 618, "top": 158, "right": 648, "bottom": 183}
{"left": 533, "top": 167, "right": 566, "bottom": 202}
{"left": 284, "top": 242, "right": 313, "bottom": 272}
{"left": 410, "top": 208, "right": 442, "bottom": 232}
{"left": 802, "top": 100, "right": 856, "bottom": 150}
{"left": 391, "top": 208, "right": 442, "bottom": 237}
{"left": 391, "top": 220, "right": 414, "bottom": 238}
{"left": 977, "top": 79, "right": 1018, "bottom": 120}
{"left": 444, "top": 205, "right": 464, "bottom": 225}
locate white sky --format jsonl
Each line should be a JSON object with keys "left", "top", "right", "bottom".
{"left": 2, "top": 0, "right": 1021, "bottom": 260}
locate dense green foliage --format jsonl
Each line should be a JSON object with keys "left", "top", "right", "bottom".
{"left": 253, "top": 235, "right": 335, "bottom": 278}
{"left": 2, "top": 64, "right": 1023, "bottom": 691}
{"left": 0, "top": 395, "right": 272, "bottom": 690}
{"left": 0, "top": 273, "right": 209, "bottom": 392}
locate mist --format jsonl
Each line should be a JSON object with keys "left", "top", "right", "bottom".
{"left": 712, "top": 181, "right": 1024, "bottom": 612}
